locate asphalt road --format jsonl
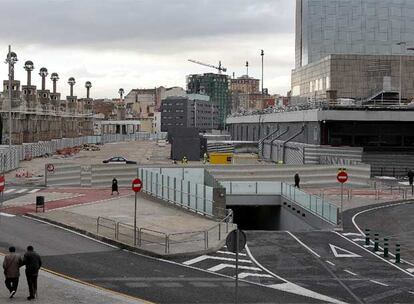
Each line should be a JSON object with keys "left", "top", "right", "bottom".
{"left": 346, "top": 200, "right": 414, "bottom": 265}
{"left": 245, "top": 230, "right": 414, "bottom": 304}
{"left": 0, "top": 215, "right": 321, "bottom": 304}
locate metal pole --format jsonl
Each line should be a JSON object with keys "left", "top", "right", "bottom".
{"left": 235, "top": 229, "right": 239, "bottom": 304}
{"left": 340, "top": 183, "right": 344, "bottom": 229}
{"left": 261, "top": 50, "right": 264, "bottom": 94}
{"left": 8, "top": 45, "right": 12, "bottom": 149}
{"left": 134, "top": 191, "right": 137, "bottom": 246}
{"left": 399, "top": 53, "right": 402, "bottom": 106}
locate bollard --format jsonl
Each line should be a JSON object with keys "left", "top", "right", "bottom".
{"left": 395, "top": 244, "right": 401, "bottom": 263}
{"left": 383, "top": 238, "right": 389, "bottom": 258}
{"left": 374, "top": 233, "right": 379, "bottom": 252}
{"left": 365, "top": 229, "right": 370, "bottom": 245}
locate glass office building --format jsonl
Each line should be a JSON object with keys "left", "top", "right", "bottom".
{"left": 292, "top": 0, "right": 414, "bottom": 100}
{"left": 296, "top": 0, "right": 414, "bottom": 68}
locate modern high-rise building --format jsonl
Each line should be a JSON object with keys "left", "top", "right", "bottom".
{"left": 292, "top": 0, "right": 414, "bottom": 101}
{"left": 187, "top": 73, "right": 231, "bottom": 129}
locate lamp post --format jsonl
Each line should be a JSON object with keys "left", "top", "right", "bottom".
{"left": 5, "top": 46, "right": 18, "bottom": 148}
{"left": 397, "top": 42, "right": 406, "bottom": 106}
{"left": 260, "top": 50, "right": 264, "bottom": 94}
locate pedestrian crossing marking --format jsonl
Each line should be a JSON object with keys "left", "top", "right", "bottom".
{"left": 217, "top": 250, "right": 247, "bottom": 256}
{"left": 208, "top": 263, "right": 261, "bottom": 272}
{"left": 183, "top": 255, "right": 252, "bottom": 265}
{"left": 0, "top": 212, "right": 15, "bottom": 217}
{"left": 238, "top": 272, "right": 272, "bottom": 279}
{"left": 3, "top": 188, "right": 41, "bottom": 194}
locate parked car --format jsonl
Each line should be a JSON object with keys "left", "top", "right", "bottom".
{"left": 102, "top": 156, "right": 137, "bottom": 164}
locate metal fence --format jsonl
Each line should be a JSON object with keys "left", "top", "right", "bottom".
{"left": 96, "top": 210, "right": 234, "bottom": 254}
{"left": 220, "top": 181, "right": 338, "bottom": 225}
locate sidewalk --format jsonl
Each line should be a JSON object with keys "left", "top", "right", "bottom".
{"left": 0, "top": 256, "right": 149, "bottom": 304}
{"left": 27, "top": 190, "right": 232, "bottom": 256}
{"left": 304, "top": 185, "right": 414, "bottom": 210}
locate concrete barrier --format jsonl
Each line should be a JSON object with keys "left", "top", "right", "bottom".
{"left": 45, "top": 163, "right": 81, "bottom": 186}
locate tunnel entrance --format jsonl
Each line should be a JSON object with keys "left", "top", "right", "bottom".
{"left": 231, "top": 205, "right": 281, "bottom": 230}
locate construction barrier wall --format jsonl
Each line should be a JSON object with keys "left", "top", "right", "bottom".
{"left": 2, "top": 132, "right": 167, "bottom": 173}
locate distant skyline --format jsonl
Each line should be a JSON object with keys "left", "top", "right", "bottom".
{"left": 0, "top": 0, "right": 295, "bottom": 99}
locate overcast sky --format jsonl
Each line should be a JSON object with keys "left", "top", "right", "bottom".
{"left": 0, "top": 0, "right": 295, "bottom": 99}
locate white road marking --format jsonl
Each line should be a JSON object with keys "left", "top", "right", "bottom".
{"left": 370, "top": 280, "right": 389, "bottom": 287}
{"left": 409, "top": 291, "right": 414, "bottom": 295}
{"left": 0, "top": 212, "right": 15, "bottom": 217}
{"left": 333, "top": 232, "right": 414, "bottom": 278}
{"left": 329, "top": 244, "right": 361, "bottom": 258}
{"left": 217, "top": 250, "right": 247, "bottom": 256}
{"left": 238, "top": 273, "right": 272, "bottom": 279}
{"left": 183, "top": 255, "right": 252, "bottom": 266}
{"left": 344, "top": 270, "right": 358, "bottom": 276}
{"left": 352, "top": 238, "right": 366, "bottom": 242}
{"left": 286, "top": 231, "right": 321, "bottom": 258}
{"left": 351, "top": 201, "right": 414, "bottom": 267}
{"left": 245, "top": 245, "right": 348, "bottom": 304}
{"left": 406, "top": 268, "right": 414, "bottom": 273}
{"left": 207, "top": 263, "right": 261, "bottom": 272}
{"left": 343, "top": 233, "right": 362, "bottom": 236}
{"left": 29, "top": 189, "right": 41, "bottom": 193}
{"left": 326, "top": 261, "right": 336, "bottom": 266}
{"left": 4, "top": 189, "right": 16, "bottom": 193}
{"left": 16, "top": 188, "right": 28, "bottom": 194}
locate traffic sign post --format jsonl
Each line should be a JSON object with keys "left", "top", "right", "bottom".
{"left": 0, "top": 175, "right": 4, "bottom": 222}
{"left": 132, "top": 178, "right": 143, "bottom": 246}
{"left": 337, "top": 169, "right": 348, "bottom": 228}
{"left": 226, "top": 229, "right": 247, "bottom": 304}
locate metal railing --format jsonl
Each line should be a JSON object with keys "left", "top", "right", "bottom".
{"left": 222, "top": 181, "right": 338, "bottom": 225}
{"left": 96, "top": 209, "right": 234, "bottom": 254}
{"left": 138, "top": 168, "right": 216, "bottom": 217}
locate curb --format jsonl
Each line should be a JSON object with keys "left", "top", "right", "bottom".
{"left": 25, "top": 213, "right": 227, "bottom": 259}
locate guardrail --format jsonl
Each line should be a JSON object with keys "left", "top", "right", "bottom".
{"left": 96, "top": 210, "right": 234, "bottom": 254}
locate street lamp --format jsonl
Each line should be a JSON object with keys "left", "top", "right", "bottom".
{"left": 5, "top": 46, "right": 18, "bottom": 148}
{"left": 397, "top": 42, "right": 406, "bottom": 106}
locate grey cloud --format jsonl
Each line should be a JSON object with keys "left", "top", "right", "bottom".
{"left": 0, "top": 0, "right": 294, "bottom": 51}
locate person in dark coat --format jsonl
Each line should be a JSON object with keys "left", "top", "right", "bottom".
{"left": 294, "top": 172, "right": 300, "bottom": 188}
{"left": 3, "top": 246, "right": 22, "bottom": 298}
{"left": 22, "top": 246, "right": 42, "bottom": 300}
{"left": 408, "top": 170, "right": 414, "bottom": 186}
{"left": 111, "top": 177, "right": 119, "bottom": 195}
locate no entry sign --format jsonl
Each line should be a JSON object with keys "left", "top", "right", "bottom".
{"left": 0, "top": 175, "right": 5, "bottom": 192}
{"left": 132, "top": 178, "right": 143, "bottom": 192}
{"left": 337, "top": 171, "right": 348, "bottom": 184}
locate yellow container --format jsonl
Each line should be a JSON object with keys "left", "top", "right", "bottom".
{"left": 209, "top": 152, "right": 233, "bottom": 164}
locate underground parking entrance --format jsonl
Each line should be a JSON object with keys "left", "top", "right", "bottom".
{"left": 227, "top": 196, "right": 336, "bottom": 232}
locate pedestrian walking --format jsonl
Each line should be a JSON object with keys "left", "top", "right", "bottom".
{"left": 3, "top": 246, "right": 22, "bottom": 299}
{"left": 22, "top": 246, "right": 42, "bottom": 301}
{"left": 408, "top": 169, "right": 414, "bottom": 186}
{"left": 111, "top": 177, "right": 119, "bottom": 195}
{"left": 294, "top": 172, "right": 300, "bottom": 188}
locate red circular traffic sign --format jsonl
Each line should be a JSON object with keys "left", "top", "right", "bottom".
{"left": 132, "top": 178, "right": 143, "bottom": 192}
{"left": 337, "top": 171, "right": 348, "bottom": 183}
{"left": 0, "top": 175, "right": 5, "bottom": 192}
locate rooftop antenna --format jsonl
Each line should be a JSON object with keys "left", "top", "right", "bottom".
{"left": 246, "top": 61, "right": 249, "bottom": 77}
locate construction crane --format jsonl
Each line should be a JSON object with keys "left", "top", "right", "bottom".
{"left": 188, "top": 59, "right": 227, "bottom": 74}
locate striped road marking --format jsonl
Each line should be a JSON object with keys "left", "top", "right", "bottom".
{"left": 4, "top": 189, "right": 16, "bottom": 194}
{"left": 16, "top": 188, "right": 28, "bottom": 193}
{"left": 29, "top": 189, "right": 41, "bottom": 193}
